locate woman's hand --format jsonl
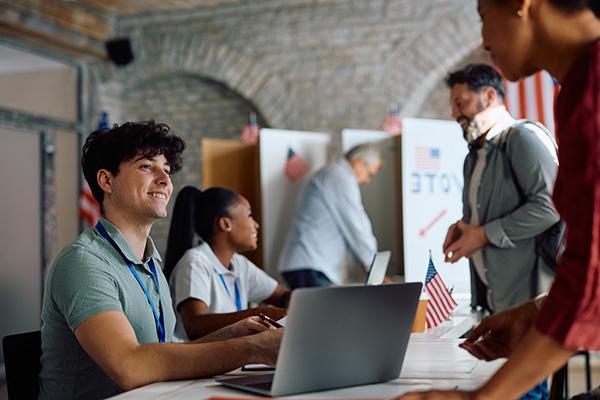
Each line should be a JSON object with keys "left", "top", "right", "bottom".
{"left": 459, "top": 300, "right": 539, "bottom": 361}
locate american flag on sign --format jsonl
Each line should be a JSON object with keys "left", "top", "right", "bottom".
{"left": 79, "top": 181, "right": 101, "bottom": 227}
{"left": 415, "top": 147, "right": 440, "bottom": 170}
{"left": 424, "top": 254, "right": 457, "bottom": 328}
{"left": 382, "top": 103, "right": 402, "bottom": 135}
{"left": 240, "top": 112, "right": 260, "bottom": 145}
{"left": 504, "top": 71, "right": 560, "bottom": 138}
{"left": 284, "top": 148, "right": 309, "bottom": 182}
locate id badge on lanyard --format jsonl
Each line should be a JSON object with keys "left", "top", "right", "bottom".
{"left": 96, "top": 222, "right": 166, "bottom": 342}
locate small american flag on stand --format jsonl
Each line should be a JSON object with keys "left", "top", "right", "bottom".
{"left": 283, "top": 148, "right": 309, "bottom": 182}
{"left": 381, "top": 102, "right": 403, "bottom": 135}
{"left": 424, "top": 252, "right": 457, "bottom": 328}
{"left": 240, "top": 112, "right": 260, "bottom": 145}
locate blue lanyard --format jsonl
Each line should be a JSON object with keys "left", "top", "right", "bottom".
{"left": 95, "top": 222, "right": 166, "bottom": 343}
{"left": 218, "top": 274, "right": 242, "bottom": 312}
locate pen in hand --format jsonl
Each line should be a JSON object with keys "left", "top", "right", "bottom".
{"left": 259, "top": 313, "right": 283, "bottom": 329}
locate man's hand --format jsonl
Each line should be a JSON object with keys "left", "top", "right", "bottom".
{"left": 247, "top": 327, "right": 284, "bottom": 366}
{"left": 443, "top": 221, "right": 463, "bottom": 253}
{"left": 444, "top": 221, "right": 489, "bottom": 263}
{"left": 394, "top": 389, "right": 478, "bottom": 399}
{"left": 459, "top": 300, "right": 539, "bottom": 361}
{"left": 259, "top": 306, "right": 287, "bottom": 322}
{"left": 199, "top": 316, "right": 269, "bottom": 343}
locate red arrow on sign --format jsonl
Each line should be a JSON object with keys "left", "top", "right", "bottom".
{"left": 419, "top": 209, "right": 448, "bottom": 237}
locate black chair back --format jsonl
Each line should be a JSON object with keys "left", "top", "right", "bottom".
{"left": 2, "top": 330, "right": 42, "bottom": 400}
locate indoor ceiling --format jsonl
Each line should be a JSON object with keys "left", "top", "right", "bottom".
{"left": 0, "top": 0, "right": 248, "bottom": 61}
{"left": 72, "top": 0, "right": 244, "bottom": 15}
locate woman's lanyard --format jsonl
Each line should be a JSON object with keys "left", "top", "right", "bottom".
{"left": 218, "top": 274, "right": 242, "bottom": 312}
{"left": 95, "top": 222, "right": 166, "bottom": 343}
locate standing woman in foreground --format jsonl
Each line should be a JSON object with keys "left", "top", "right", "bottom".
{"left": 164, "top": 186, "right": 289, "bottom": 341}
{"left": 397, "top": 0, "right": 600, "bottom": 399}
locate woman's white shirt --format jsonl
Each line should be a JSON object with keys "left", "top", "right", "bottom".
{"left": 169, "top": 242, "right": 278, "bottom": 341}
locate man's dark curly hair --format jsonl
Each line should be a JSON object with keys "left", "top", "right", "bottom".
{"left": 445, "top": 63, "right": 506, "bottom": 102}
{"left": 81, "top": 121, "right": 185, "bottom": 210}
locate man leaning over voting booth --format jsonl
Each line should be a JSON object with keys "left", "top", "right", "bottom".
{"left": 278, "top": 143, "right": 382, "bottom": 288}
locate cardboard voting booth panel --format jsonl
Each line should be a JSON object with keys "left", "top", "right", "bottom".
{"left": 202, "top": 138, "right": 262, "bottom": 266}
{"left": 259, "top": 129, "right": 331, "bottom": 277}
{"left": 401, "top": 118, "right": 470, "bottom": 295}
{"left": 341, "top": 129, "right": 402, "bottom": 275}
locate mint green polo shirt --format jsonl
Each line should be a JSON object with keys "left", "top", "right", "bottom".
{"left": 39, "top": 217, "right": 176, "bottom": 400}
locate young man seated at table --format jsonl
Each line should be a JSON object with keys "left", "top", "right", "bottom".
{"left": 38, "top": 121, "right": 282, "bottom": 400}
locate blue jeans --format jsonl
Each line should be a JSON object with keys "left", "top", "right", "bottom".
{"left": 282, "top": 269, "right": 333, "bottom": 289}
{"left": 520, "top": 380, "right": 548, "bottom": 400}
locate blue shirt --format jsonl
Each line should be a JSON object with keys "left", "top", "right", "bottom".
{"left": 278, "top": 158, "right": 377, "bottom": 283}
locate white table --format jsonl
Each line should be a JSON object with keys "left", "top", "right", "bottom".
{"left": 109, "top": 336, "right": 503, "bottom": 399}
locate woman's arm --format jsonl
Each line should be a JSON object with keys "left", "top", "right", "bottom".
{"left": 263, "top": 284, "right": 290, "bottom": 308}
{"left": 180, "top": 298, "right": 286, "bottom": 340}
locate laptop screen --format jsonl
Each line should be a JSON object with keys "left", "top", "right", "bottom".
{"left": 217, "top": 282, "right": 422, "bottom": 397}
{"left": 365, "top": 250, "right": 391, "bottom": 285}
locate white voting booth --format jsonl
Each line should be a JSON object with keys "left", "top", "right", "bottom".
{"left": 204, "top": 120, "right": 469, "bottom": 295}
{"left": 401, "top": 118, "right": 470, "bottom": 295}
{"left": 259, "top": 128, "right": 331, "bottom": 277}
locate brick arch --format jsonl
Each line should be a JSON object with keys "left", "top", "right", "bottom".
{"left": 382, "top": 2, "right": 482, "bottom": 117}
{"left": 93, "top": 32, "right": 293, "bottom": 128}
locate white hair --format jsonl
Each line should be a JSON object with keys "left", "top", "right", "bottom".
{"left": 344, "top": 143, "right": 382, "bottom": 167}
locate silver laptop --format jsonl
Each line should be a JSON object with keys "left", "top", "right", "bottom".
{"left": 365, "top": 250, "right": 392, "bottom": 286}
{"left": 216, "top": 282, "right": 422, "bottom": 397}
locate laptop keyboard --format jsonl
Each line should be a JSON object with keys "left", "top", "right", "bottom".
{"left": 245, "top": 380, "right": 273, "bottom": 390}
{"left": 217, "top": 373, "right": 275, "bottom": 392}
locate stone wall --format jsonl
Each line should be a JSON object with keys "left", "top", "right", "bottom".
{"left": 85, "top": 0, "right": 483, "bottom": 252}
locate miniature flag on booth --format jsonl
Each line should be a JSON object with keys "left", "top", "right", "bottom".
{"left": 284, "top": 148, "right": 309, "bottom": 182}
{"left": 240, "top": 112, "right": 260, "bottom": 145}
{"left": 78, "top": 111, "right": 106, "bottom": 227}
{"left": 381, "top": 102, "right": 403, "bottom": 135}
{"left": 424, "top": 253, "right": 457, "bottom": 328}
{"left": 79, "top": 181, "right": 101, "bottom": 227}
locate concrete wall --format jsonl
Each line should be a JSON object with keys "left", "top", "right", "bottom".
{"left": 0, "top": 127, "right": 41, "bottom": 361}
{"left": 0, "top": 68, "right": 77, "bottom": 121}
{"left": 0, "top": 59, "right": 79, "bottom": 361}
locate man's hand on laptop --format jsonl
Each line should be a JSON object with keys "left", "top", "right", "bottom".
{"left": 248, "top": 328, "right": 284, "bottom": 366}
{"left": 197, "top": 316, "right": 270, "bottom": 343}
